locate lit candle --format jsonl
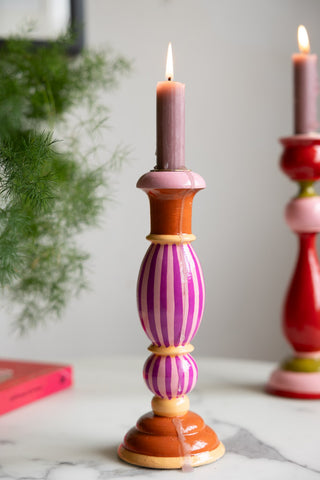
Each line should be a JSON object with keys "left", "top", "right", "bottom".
{"left": 293, "top": 25, "right": 318, "bottom": 134}
{"left": 156, "top": 43, "right": 185, "bottom": 170}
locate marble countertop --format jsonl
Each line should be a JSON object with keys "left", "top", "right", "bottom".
{"left": 0, "top": 356, "right": 319, "bottom": 479}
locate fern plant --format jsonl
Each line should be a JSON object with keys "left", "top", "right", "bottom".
{"left": 0, "top": 34, "right": 130, "bottom": 333}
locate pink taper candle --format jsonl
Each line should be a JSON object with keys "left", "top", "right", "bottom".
{"left": 156, "top": 43, "right": 185, "bottom": 170}
{"left": 293, "top": 25, "right": 318, "bottom": 134}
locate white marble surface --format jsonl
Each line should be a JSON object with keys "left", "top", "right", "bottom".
{"left": 0, "top": 356, "right": 319, "bottom": 479}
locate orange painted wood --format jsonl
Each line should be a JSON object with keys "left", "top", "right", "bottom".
{"left": 123, "top": 411, "right": 219, "bottom": 458}
{"left": 147, "top": 189, "right": 197, "bottom": 235}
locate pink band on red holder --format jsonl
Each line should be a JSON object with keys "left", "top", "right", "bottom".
{"left": 285, "top": 196, "right": 320, "bottom": 232}
{"left": 268, "top": 368, "right": 320, "bottom": 395}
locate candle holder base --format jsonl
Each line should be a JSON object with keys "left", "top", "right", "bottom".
{"left": 122, "top": 168, "right": 224, "bottom": 469}
{"left": 269, "top": 136, "right": 320, "bottom": 400}
{"left": 118, "top": 410, "right": 225, "bottom": 469}
{"left": 267, "top": 356, "right": 320, "bottom": 399}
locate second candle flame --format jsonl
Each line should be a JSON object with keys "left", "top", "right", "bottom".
{"left": 166, "top": 42, "right": 174, "bottom": 81}
{"left": 298, "top": 25, "right": 310, "bottom": 54}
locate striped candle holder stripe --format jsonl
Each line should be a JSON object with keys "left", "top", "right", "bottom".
{"left": 143, "top": 353, "right": 198, "bottom": 399}
{"left": 137, "top": 243, "right": 205, "bottom": 347}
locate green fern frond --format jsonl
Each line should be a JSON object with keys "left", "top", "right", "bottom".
{"left": 0, "top": 31, "right": 130, "bottom": 333}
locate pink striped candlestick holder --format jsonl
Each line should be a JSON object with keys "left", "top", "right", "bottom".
{"left": 118, "top": 169, "right": 225, "bottom": 469}
{"left": 267, "top": 135, "right": 320, "bottom": 398}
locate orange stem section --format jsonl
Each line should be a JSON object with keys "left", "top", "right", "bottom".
{"left": 148, "top": 189, "right": 197, "bottom": 235}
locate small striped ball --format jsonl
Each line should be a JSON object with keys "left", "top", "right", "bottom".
{"left": 143, "top": 353, "right": 198, "bottom": 399}
{"left": 137, "top": 243, "right": 205, "bottom": 346}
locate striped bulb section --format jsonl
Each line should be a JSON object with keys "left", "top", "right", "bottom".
{"left": 143, "top": 353, "right": 198, "bottom": 399}
{"left": 137, "top": 243, "right": 205, "bottom": 347}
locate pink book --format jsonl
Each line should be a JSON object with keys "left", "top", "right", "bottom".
{"left": 0, "top": 359, "right": 72, "bottom": 415}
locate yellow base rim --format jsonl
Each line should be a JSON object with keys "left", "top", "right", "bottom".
{"left": 118, "top": 441, "right": 225, "bottom": 469}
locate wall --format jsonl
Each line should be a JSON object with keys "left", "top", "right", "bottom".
{"left": 1, "top": 0, "right": 320, "bottom": 362}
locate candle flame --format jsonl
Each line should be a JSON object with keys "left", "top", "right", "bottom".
{"left": 166, "top": 42, "right": 174, "bottom": 81}
{"left": 298, "top": 25, "right": 310, "bottom": 54}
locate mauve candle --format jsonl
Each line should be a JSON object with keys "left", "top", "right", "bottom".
{"left": 156, "top": 43, "right": 185, "bottom": 170}
{"left": 293, "top": 25, "right": 318, "bottom": 134}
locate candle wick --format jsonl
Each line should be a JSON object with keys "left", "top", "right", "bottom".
{"left": 167, "top": 77, "right": 172, "bottom": 81}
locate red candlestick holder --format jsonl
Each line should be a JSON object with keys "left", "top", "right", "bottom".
{"left": 267, "top": 135, "right": 320, "bottom": 398}
{"left": 118, "top": 169, "right": 225, "bottom": 469}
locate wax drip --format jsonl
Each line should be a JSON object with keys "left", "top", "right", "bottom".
{"left": 172, "top": 417, "right": 193, "bottom": 472}
{"left": 174, "top": 171, "right": 195, "bottom": 469}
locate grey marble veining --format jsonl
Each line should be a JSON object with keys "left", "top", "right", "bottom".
{"left": 0, "top": 357, "right": 319, "bottom": 479}
{"left": 219, "top": 419, "right": 320, "bottom": 476}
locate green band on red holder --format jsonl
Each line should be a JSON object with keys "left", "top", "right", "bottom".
{"left": 297, "top": 180, "right": 317, "bottom": 198}
{"left": 281, "top": 357, "right": 320, "bottom": 373}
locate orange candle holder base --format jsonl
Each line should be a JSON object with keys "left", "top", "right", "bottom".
{"left": 118, "top": 409, "right": 225, "bottom": 469}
